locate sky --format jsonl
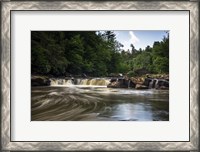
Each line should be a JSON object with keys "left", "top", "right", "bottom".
{"left": 111, "top": 31, "right": 168, "bottom": 51}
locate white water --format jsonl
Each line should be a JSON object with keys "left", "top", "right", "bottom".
{"left": 32, "top": 78, "right": 169, "bottom": 121}
{"left": 50, "top": 78, "right": 110, "bottom": 86}
{"left": 32, "top": 86, "right": 169, "bottom": 121}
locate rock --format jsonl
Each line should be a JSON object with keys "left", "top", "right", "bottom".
{"left": 107, "top": 81, "right": 122, "bottom": 88}
{"left": 135, "top": 84, "right": 148, "bottom": 89}
{"left": 143, "top": 78, "right": 153, "bottom": 86}
{"left": 131, "top": 77, "right": 144, "bottom": 85}
{"left": 118, "top": 73, "right": 123, "bottom": 77}
{"left": 159, "top": 86, "right": 169, "bottom": 90}
{"left": 155, "top": 79, "right": 169, "bottom": 89}
{"left": 107, "top": 81, "right": 118, "bottom": 88}
{"left": 163, "top": 81, "right": 169, "bottom": 87}
{"left": 110, "top": 78, "right": 117, "bottom": 83}
{"left": 128, "top": 74, "right": 169, "bottom": 89}
{"left": 31, "top": 76, "right": 51, "bottom": 86}
{"left": 107, "top": 78, "right": 135, "bottom": 88}
{"left": 128, "top": 80, "right": 135, "bottom": 88}
{"left": 148, "top": 79, "right": 155, "bottom": 89}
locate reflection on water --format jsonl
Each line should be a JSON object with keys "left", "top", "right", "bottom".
{"left": 108, "top": 103, "right": 153, "bottom": 121}
{"left": 31, "top": 85, "right": 169, "bottom": 121}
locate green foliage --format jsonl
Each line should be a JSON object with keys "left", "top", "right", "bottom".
{"left": 31, "top": 31, "right": 169, "bottom": 77}
{"left": 153, "top": 57, "right": 169, "bottom": 73}
{"left": 131, "top": 52, "right": 152, "bottom": 72}
{"left": 127, "top": 71, "right": 137, "bottom": 77}
{"left": 126, "top": 34, "right": 169, "bottom": 75}
{"left": 65, "top": 35, "right": 84, "bottom": 74}
{"left": 31, "top": 32, "right": 69, "bottom": 76}
{"left": 31, "top": 31, "right": 123, "bottom": 76}
{"left": 118, "top": 62, "right": 131, "bottom": 74}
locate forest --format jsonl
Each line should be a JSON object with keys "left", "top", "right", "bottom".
{"left": 31, "top": 31, "right": 169, "bottom": 77}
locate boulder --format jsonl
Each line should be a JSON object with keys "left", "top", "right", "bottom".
{"left": 143, "top": 78, "right": 153, "bottom": 86}
{"left": 107, "top": 78, "right": 126, "bottom": 88}
{"left": 110, "top": 78, "right": 117, "bottom": 83}
{"left": 159, "top": 86, "right": 169, "bottom": 90}
{"left": 31, "top": 76, "right": 51, "bottom": 86}
{"left": 126, "top": 80, "right": 135, "bottom": 88}
{"left": 107, "top": 81, "right": 119, "bottom": 88}
{"left": 130, "top": 77, "right": 144, "bottom": 85}
{"left": 107, "top": 78, "right": 135, "bottom": 88}
{"left": 155, "top": 79, "right": 169, "bottom": 89}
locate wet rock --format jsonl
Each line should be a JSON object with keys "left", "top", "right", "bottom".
{"left": 130, "top": 77, "right": 145, "bottom": 85}
{"left": 143, "top": 78, "right": 153, "bottom": 86}
{"left": 127, "top": 80, "right": 136, "bottom": 88}
{"left": 110, "top": 78, "right": 117, "bottom": 83}
{"left": 107, "top": 78, "right": 135, "bottom": 88}
{"left": 159, "top": 86, "right": 169, "bottom": 90}
{"left": 135, "top": 84, "right": 148, "bottom": 89}
{"left": 150, "top": 79, "right": 157, "bottom": 88}
{"left": 31, "top": 76, "right": 51, "bottom": 86}
{"left": 107, "top": 78, "right": 126, "bottom": 88}
{"left": 107, "top": 81, "right": 120, "bottom": 88}
{"left": 155, "top": 79, "right": 169, "bottom": 89}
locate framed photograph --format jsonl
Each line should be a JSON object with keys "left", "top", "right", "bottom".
{"left": 1, "top": 0, "right": 199, "bottom": 151}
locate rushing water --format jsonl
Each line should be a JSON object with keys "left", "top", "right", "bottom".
{"left": 31, "top": 78, "right": 169, "bottom": 121}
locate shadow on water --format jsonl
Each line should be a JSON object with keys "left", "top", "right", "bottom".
{"left": 31, "top": 86, "right": 169, "bottom": 121}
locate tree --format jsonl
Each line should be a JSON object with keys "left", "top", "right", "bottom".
{"left": 65, "top": 34, "right": 84, "bottom": 74}
{"left": 31, "top": 31, "right": 69, "bottom": 76}
{"left": 31, "top": 31, "right": 169, "bottom": 77}
{"left": 153, "top": 57, "right": 169, "bottom": 73}
{"left": 131, "top": 52, "right": 152, "bottom": 72}
{"left": 145, "top": 45, "right": 152, "bottom": 52}
{"left": 130, "top": 44, "right": 137, "bottom": 56}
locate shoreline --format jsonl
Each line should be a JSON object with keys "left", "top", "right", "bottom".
{"left": 31, "top": 73, "right": 169, "bottom": 90}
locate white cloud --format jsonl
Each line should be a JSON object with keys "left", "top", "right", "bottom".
{"left": 129, "top": 31, "right": 139, "bottom": 44}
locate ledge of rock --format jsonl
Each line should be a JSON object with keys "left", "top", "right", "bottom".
{"left": 31, "top": 76, "right": 51, "bottom": 86}
{"left": 135, "top": 84, "right": 149, "bottom": 89}
{"left": 107, "top": 74, "right": 169, "bottom": 90}
{"left": 107, "top": 78, "right": 135, "bottom": 88}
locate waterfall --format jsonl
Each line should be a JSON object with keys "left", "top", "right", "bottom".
{"left": 50, "top": 78, "right": 110, "bottom": 86}
{"left": 154, "top": 79, "right": 159, "bottom": 89}
{"left": 148, "top": 80, "right": 153, "bottom": 89}
{"left": 128, "top": 80, "right": 130, "bottom": 88}
{"left": 79, "top": 79, "right": 90, "bottom": 85}
{"left": 90, "top": 78, "right": 110, "bottom": 85}
{"left": 64, "top": 79, "right": 74, "bottom": 85}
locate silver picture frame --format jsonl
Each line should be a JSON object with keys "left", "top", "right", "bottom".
{"left": 1, "top": 1, "right": 199, "bottom": 151}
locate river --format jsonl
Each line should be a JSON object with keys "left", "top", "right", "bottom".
{"left": 31, "top": 78, "right": 169, "bottom": 121}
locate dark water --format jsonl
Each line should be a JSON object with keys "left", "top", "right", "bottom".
{"left": 31, "top": 85, "right": 169, "bottom": 121}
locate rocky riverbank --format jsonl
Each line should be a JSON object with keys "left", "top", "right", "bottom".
{"left": 107, "top": 74, "right": 169, "bottom": 90}
{"left": 31, "top": 74, "right": 169, "bottom": 90}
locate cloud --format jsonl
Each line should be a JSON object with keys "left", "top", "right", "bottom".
{"left": 129, "top": 31, "right": 139, "bottom": 44}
